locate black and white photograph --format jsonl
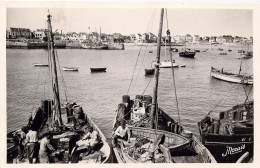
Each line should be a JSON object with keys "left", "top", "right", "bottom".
{"left": 1, "top": 1, "right": 259, "bottom": 166}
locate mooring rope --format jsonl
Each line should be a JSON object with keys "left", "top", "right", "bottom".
{"left": 166, "top": 9, "right": 181, "bottom": 124}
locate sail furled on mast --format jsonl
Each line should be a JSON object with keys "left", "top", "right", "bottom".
{"left": 47, "top": 13, "right": 63, "bottom": 127}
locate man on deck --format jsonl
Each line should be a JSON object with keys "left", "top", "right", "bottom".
{"left": 25, "top": 128, "right": 39, "bottom": 163}
{"left": 71, "top": 126, "right": 100, "bottom": 159}
{"left": 112, "top": 120, "right": 131, "bottom": 147}
{"left": 39, "top": 133, "right": 57, "bottom": 163}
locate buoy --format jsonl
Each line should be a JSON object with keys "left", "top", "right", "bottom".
{"left": 143, "top": 95, "right": 152, "bottom": 105}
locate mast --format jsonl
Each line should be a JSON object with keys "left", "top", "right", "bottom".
{"left": 47, "top": 13, "right": 63, "bottom": 126}
{"left": 239, "top": 59, "right": 242, "bottom": 75}
{"left": 150, "top": 8, "right": 164, "bottom": 129}
{"left": 99, "top": 26, "right": 101, "bottom": 43}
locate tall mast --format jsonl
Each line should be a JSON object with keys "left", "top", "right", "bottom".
{"left": 99, "top": 26, "right": 101, "bottom": 43}
{"left": 47, "top": 13, "right": 63, "bottom": 126}
{"left": 150, "top": 8, "right": 164, "bottom": 129}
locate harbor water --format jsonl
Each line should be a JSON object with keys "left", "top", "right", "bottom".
{"left": 7, "top": 44, "right": 253, "bottom": 138}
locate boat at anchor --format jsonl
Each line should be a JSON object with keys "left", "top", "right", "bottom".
{"left": 210, "top": 67, "right": 253, "bottom": 85}
{"left": 62, "top": 67, "right": 79, "bottom": 71}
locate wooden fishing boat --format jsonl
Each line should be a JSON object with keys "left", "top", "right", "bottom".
{"left": 159, "top": 60, "right": 179, "bottom": 68}
{"left": 145, "top": 68, "right": 155, "bottom": 75}
{"left": 171, "top": 48, "right": 178, "bottom": 52}
{"left": 198, "top": 101, "right": 253, "bottom": 163}
{"left": 7, "top": 12, "right": 110, "bottom": 164}
{"left": 112, "top": 125, "right": 215, "bottom": 163}
{"left": 210, "top": 67, "right": 253, "bottom": 85}
{"left": 179, "top": 51, "right": 196, "bottom": 58}
{"left": 62, "top": 67, "right": 79, "bottom": 71}
{"left": 112, "top": 8, "right": 216, "bottom": 163}
{"left": 34, "top": 63, "right": 49, "bottom": 67}
{"left": 90, "top": 68, "right": 107, "bottom": 72}
{"left": 219, "top": 52, "right": 227, "bottom": 55}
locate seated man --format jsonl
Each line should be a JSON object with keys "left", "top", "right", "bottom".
{"left": 112, "top": 120, "right": 130, "bottom": 147}
{"left": 71, "top": 127, "right": 100, "bottom": 156}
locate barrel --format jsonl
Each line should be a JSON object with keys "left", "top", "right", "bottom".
{"left": 118, "top": 103, "right": 127, "bottom": 120}
{"left": 213, "top": 120, "right": 220, "bottom": 134}
{"left": 135, "top": 95, "right": 143, "bottom": 100}
{"left": 143, "top": 95, "right": 152, "bottom": 105}
{"left": 122, "top": 95, "right": 130, "bottom": 103}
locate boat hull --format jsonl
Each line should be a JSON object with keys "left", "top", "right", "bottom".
{"left": 159, "top": 61, "right": 179, "bottom": 68}
{"left": 62, "top": 67, "right": 79, "bottom": 71}
{"left": 34, "top": 64, "right": 49, "bottom": 67}
{"left": 145, "top": 69, "right": 155, "bottom": 75}
{"left": 82, "top": 44, "right": 108, "bottom": 50}
{"left": 210, "top": 67, "right": 253, "bottom": 85}
{"left": 90, "top": 68, "right": 107, "bottom": 72}
{"left": 202, "top": 134, "right": 253, "bottom": 163}
{"left": 179, "top": 52, "right": 195, "bottom": 58}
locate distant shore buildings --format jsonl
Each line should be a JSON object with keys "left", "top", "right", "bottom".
{"left": 6, "top": 27, "right": 253, "bottom": 44}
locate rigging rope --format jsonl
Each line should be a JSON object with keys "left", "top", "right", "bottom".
{"left": 166, "top": 9, "right": 181, "bottom": 124}
{"left": 56, "top": 50, "right": 70, "bottom": 103}
{"left": 126, "top": 9, "right": 156, "bottom": 94}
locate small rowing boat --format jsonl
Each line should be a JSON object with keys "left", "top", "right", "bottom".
{"left": 62, "top": 67, "right": 79, "bottom": 71}
{"left": 90, "top": 68, "right": 106, "bottom": 72}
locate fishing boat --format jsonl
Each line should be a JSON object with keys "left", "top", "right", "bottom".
{"left": 159, "top": 60, "right": 179, "bottom": 68}
{"left": 62, "top": 67, "right": 79, "bottom": 71}
{"left": 34, "top": 63, "right": 49, "bottom": 67}
{"left": 160, "top": 37, "right": 179, "bottom": 67}
{"left": 7, "top": 12, "right": 110, "bottom": 164}
{"left": 179, "top": 50, "right": 196, "bottom": 58}
{"left": 219, "top": 52, "right": 227, "bottom": 55}
{"left": 112, "top": 8, "right": 216, "bottom": 163}
{"left": 145, "top": 68, "right": 155, "bottom": 76}
{"left": 90, "top": 67, "right": 106, "bottom": 72}
{"left": 82, "top": 43, "right": 108, "bottom": 49}
{"left": 210, "top": 67, "right": 253, "bottom": 85}
{"left": 198, "top": 101, "right": 253, "bottom": 163}
{"left": 171, "top": 48, "right": 178, "bottom": 52}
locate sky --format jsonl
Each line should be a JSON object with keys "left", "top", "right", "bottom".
{"left": 7, "top": 8, "right": 253, "bottom": 38}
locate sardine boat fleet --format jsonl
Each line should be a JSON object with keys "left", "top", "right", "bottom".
{"left": 7, "top": 9, "right": 254, "bottom": 164}
{"left": 7, "top": 12, "right": 111, "bottom": 164}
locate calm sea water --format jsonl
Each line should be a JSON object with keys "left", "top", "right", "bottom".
{"left": 7, "top": 44, "right": 253, "bottom": 138}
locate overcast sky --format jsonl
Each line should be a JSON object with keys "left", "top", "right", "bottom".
{"left": 7, "top": 8, "right": 253, "bottom": 38}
